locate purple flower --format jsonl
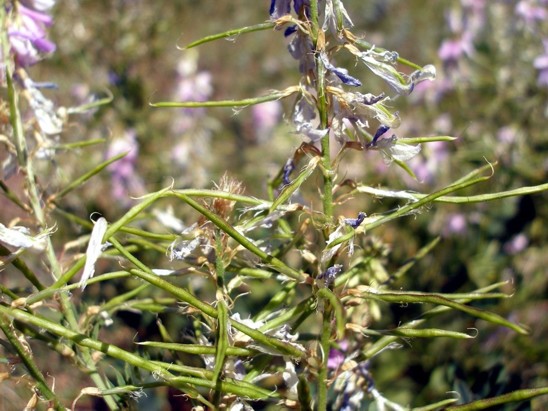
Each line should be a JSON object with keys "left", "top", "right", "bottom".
{"left": 344, "top": 212, "right": 366, "bottom": 229}
{"left": 438, "top": 36, "right": 473, "bottom": 68}
{"left": 106, "top": 129, "right": 145, "bottom": 204}
{"left": 504, "top": 233, "right": 528, "bottom": 255}
{"left": 281, "top": 159, "right": 295, "bottom": 186}
{"left": 516, "top": 0, "right": 548, "bottom": 24}
{"left": 318, "top": 264, "right": 343, "bottom": 287}
{"left": 251, "top": 100, "right": 282, "bottom": 142}
{"left": 6, "top": 4, "right": 56, "bottom": 67}
{"left": 20, "top": 0, "right": 56, "bottom": 11}
{"left": 270, "top": 0, "right": 310, "bottom": 19}
{"left": 534, "top": 40, "right": 548, "bottom": 87}
{"left": 327, "top": 340, "right": 349, "bottom": 370}
{"left": 320, "top": 52, "right": 362, "bottom": 87}
{"left": 443, "top": 213, "right": 467, "bottom": 237}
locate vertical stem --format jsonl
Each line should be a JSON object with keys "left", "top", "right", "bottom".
{"left": 310, "top": 3, "right": 334, "bottom": 411}
{"left": 317, "top": 304, "right": 333, "bottom": 411}
{"left": 309, "top": 0, "right": 319, "bottom": 40}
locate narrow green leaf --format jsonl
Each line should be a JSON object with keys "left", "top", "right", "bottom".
{"left": 151, "top": 86, "right": 298, "bottom": 108}
{"left": 400, "top": 136, "right": 458, "bottom": 144}
{"left": 298, "top": 375, "right": 314, "bottom": 411}
{"left": 364, "top": 163, "right": 493, "bottom": 231}
{"left": 183, "top": 22, "right": 276, "bottom": 49}
{"left": 0, "top": 180, "right": 30, "bottom": 211}
{"left": 413, "top": 395, "right": 459, "bottom": 411}
{"left": 392, "top": 157, "right": 418, "bottom": 179}
{"left": 128, "top": 268, "right": 304, "bottom": 358}
{"left": 51, "top": 138, "right": 106, "bottom": 151}
{"left": 103, "top": 186, "right": 173, "bottom": 241}
{"left": 363, "top": 282, "right": 512, "bottom": 358}
{"left": 317, "top": 288, "right": 345, "bottom": 340}
{"left": 361, "top": 327, "right": 474, "bottom": 339}
{"left": 50, "top": 151, "right": 130, "bottom": 202}
{"left": 0, "top": 244, "right": 45, "bottom": 291}
{"left": 411, "top": 182, "right": 548, "bottom": 203}
{"left": 137, "top": 342, "right": 255, "bottom": 356}
{"left": 329, "top": 164, "right": 493, "bottom": 250}
{"left": 213, "top": 300, "right": 229, "bottom": 383}
{"left": 356, "top": 287, "right": 528, "bottom": 335}
{"left": 270, "top": 156, "right": 320, "bottom": 213}
{"left": 446, "top": 387, "right": 548, "bottom": 410}
{"left": 66, "top": 89, "right": 113, "bottom": 114}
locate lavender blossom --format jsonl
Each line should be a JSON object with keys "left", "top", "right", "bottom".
{"left": 516, "top": 0, "right": 548, "bottom": 24}
{"left": 4, "top": 3, "right": 56, "bottom": 68}
{"left": 443, "top": 213, "right": 467, "bottom": 237}
{"left": 251, "top": 100, "right": 282, "bottom": 142}
{"left": 534, "top": 39, "right": 548, "bottom": 87}
{"left": 106, "top": 129, "right": 145, "bottom": 204}
{"left": 20, "top": 0, "right": 56, "bottom": 11}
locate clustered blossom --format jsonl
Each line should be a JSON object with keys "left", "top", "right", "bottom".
{"left": 2, "top": 1, "right": 56, "bottom": 70}
{"left": 270, "top": 0, "right": 435, "bottom": 165}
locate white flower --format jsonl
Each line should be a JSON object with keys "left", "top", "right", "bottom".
{"left": 346, "top": 45, "right": 436, "bottom": 95}
{"left": 293, "top": 96, "right": 328, "bottom": 142}
{"left": 0, "top": 223, "right": 52, "bottom": 251}
{"left": 24, "top": 78, "right": 64, "bottom": 135}
{"left": 282, "top": 360, "right": 299, "bottom": 400}
{"left": 80, "top": 217, "right": 108, "bottom": 290}
{"left": 323, "top": 0, "right": 354, "bottom": 41}
{"left": 370, "top": 135, "right": 421, "bottom": 164}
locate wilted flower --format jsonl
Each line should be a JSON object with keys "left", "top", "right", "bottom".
{"left": 346, "top": 45, "right": 436, "bottom": 95}
{"left": 293, "top": 96, "right": 328, "bottom": 142}
{"left": 318, "top": 264, "right": 343, "bottom": 287}
{"left": 79, "top": 217, "right": 108, "bottom": 290}
{"left": 323, "top": 0, "right": 353, "bottom": 41}
{"left": 0, "top": 222, "right": 53, "bottom": 251}
{"left": 368, "top": 134, "right": 421, "bottom": 164}
{"left": 269, "top": 0, "right": 310, "bottom": 19}
{"left": 344, "top": 212, "right": 366, "bottom": 229}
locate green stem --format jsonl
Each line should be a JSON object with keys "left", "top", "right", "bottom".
{"left": 312, "top": 3, "right": 335, "bottom": 409}
{"left": 309, "top": 0, "right": 320, "bottom": 40}
{"left": 0, "top": 317, "right": 64, "bottom": 410}
{"left": 317, "top": 304, "right": 332, "bottom": 411}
